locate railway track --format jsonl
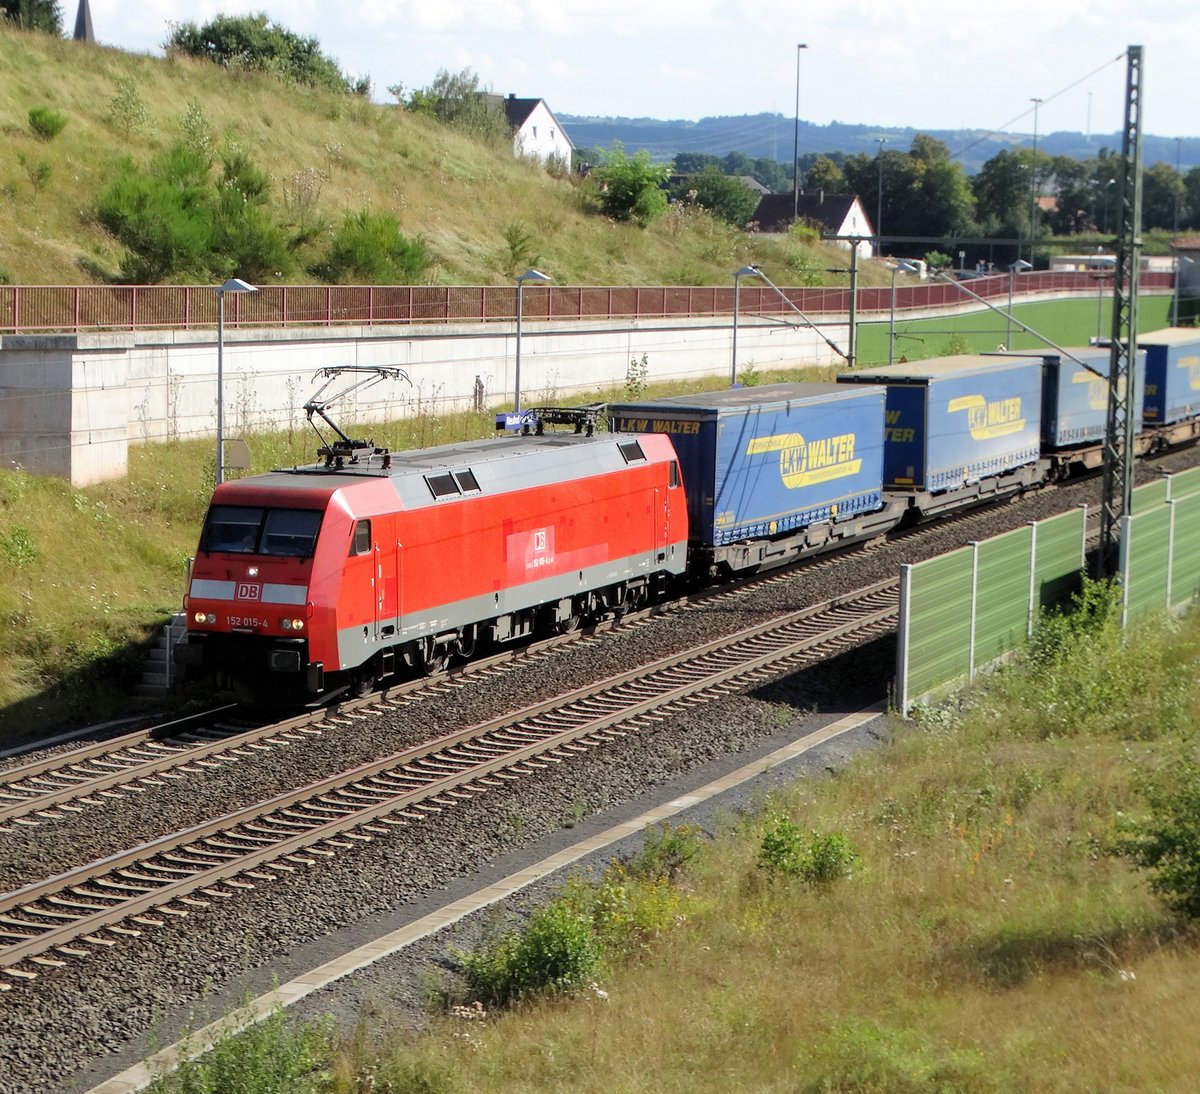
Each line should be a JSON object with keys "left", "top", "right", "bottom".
{"left": 0, "top": 577, "right": 897, "bottom": 990}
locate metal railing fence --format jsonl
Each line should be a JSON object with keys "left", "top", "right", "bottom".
{"left": 0, "top": 272, "right": 1173, "bottom": 335}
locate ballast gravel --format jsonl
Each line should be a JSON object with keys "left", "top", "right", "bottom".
{"left": 2, "top": 445, "right": 1198, "bottom": 1094}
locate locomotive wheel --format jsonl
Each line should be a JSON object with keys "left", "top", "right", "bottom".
{"left": 556, "top": 611, "right": 581, "bottom": 635}
{"left": 414, "top": 637, "right": 449, "bottom": 676}
{"left": 349, "top": 665, "right": 374, "bottom": 698}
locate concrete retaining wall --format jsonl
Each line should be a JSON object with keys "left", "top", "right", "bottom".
{"left": 0, "top": 316, "right": 844, "bottom": 484}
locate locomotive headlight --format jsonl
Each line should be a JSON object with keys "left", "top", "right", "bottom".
{"left": 282, "top": 617, "right": 304, "bottom": 631}
{"left": 281, "top": 618, "right": 292, "bottom": 630}
{"left": 193, "top": 611, "right": 217, "bottom": 625}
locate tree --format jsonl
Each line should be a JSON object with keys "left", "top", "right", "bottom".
{"left": 405, "top": 69, "right": 509, "bottom": 140}
{"left": 1142, "top": 162, "right": 1186, "bottom": 231}
{"left": 0, "top": 0, "right": 62, "bottom": 33}
{"left": 591, "top": 142, "right": 672, "bottom": 226}
{"left": 805, "top": 155, "right": 845, "bottom": 192}
{"left": 671, "top": 167, "right": 759, "bottom": 227}
{"left": 1185, "top": 167, "right": 1200, "bottom": 232}
{"left": 166, "top": 13, "right": 364, "bottom": 95}
{"left": 674, "top": 152, "right": 720, "bottom": 174}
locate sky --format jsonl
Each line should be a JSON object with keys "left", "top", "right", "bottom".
{"left": 82, "top": 0, "right": 1200, "bottom": 143}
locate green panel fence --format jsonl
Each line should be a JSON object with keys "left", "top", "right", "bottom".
{"left": 1168, "top": 466, "right": 1200, "bottom": 500}
{"left": 973, "top": 526, "right": 1035, "bottom": 667}
{"left": 898, "top": 547, "right": 973, "bottom": 703}
{"left": 1120, "top": 505, "right": 1173, "bottom": 622}
{"left": 898, "top": 507, "right": 1087, "bottom": 712}
{"left": 1170, "top": 494, "right": 1200, "bottom": 607}
{"left": 1131, "top": 477, "right": 1169, "bottom": 513}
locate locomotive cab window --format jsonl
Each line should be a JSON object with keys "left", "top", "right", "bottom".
{"left": 261, "top": 509, "right": 322, "bottom": 558}
{"left": 351, "top": 519, "right": 372, "bottom": 556}
{"left": 202, "top": 506, "right": 321, "bottom": 557}
{"left": 618, "top": 440, "right": 646, "bottom": 464}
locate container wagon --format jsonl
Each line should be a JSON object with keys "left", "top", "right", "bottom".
{"left": 838, "top": 355, "right": 1045, "bottom": 516}
{"left": 609, "top": 383, "right": 894, "bottom": 577}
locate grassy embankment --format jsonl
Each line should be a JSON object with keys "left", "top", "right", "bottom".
{"left": 148, "top": 589, "right": 1200, "bottom": 1093}
{"left": 0, "top": 26, "right": 856, "bottom": 289}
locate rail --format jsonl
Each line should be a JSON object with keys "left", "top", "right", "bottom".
{"left": 0, "top": 272, "right": 1174, "bottom": 335}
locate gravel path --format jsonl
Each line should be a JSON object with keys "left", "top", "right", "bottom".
{"left": 2, "top": 446, "right": 1197, "bottom": 1094}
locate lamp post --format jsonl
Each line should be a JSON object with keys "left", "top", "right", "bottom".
{"left": 732, "top": 265, "right": 765, "bottom": 385}
{"left": 888, "top": 262, "right": 917, "bottom": 366}
{"left": 792, "top": 43, "right": 808, "bottom": 223}
{"left": 1006, "top": 259, "right": 1032, "bottom": 348}
{"left": 874, "top": 137, "right": 887, "bottom": 257}
{"left": 514, "top": 269, "right": 551, "bottom": 413}
{"left": 1028, "top": 97, "right": 1043, "bottom": 266}
{"left": 215, "top": 277, "right": 257, "bottom": 486}
{"left": 1172, "top": 255, "right": 1195, "bottom": 327}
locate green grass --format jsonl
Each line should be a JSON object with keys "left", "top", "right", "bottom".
{"left": 853, "top": 293, "right": 1173, "bottom": 365}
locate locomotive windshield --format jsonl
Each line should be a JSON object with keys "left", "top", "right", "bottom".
{"left": 201, "top": 505, "right": 322, "bottom": 558}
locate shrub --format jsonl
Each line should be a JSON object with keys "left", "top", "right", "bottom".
{"left": 28, "top": 105, "right": 67, "bottom": 141}
{"left": 108, "top": 79, "right": 149, "bottom": 138}
{"left": 166, "top": 13, "right": 361, "bottom": 95}
{"left": 146, "top": 1004, "right": 333, "bottom": 1093}
{"left": 314, "top": 211, "right": 432, "bottom": 284}
{"left": 624, "top": 353, "right": 649, "bottom": 400}
{"left": 455, "top": 899, "right": 601, "bottom": 1006}
{"left": 1119, "top": 749, "right": 1200, "bottom": 918}
{"left": 591, "top": 142, "right": 672, "bottom": 226}
{"left": 758, "top": 813, "right": 858, "bottom": 883}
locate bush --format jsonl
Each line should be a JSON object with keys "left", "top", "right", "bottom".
{"left": 314, "top": 211, "right": 432, "bottom": 284}
{"left": 591, "top": 142, "right": 672, "bottom": 226}
{"left": 166, "top": 13, "right": 361, "bottom": 95}
{"left": 97, "top": 142, "right": 297, "bottom": 283}
{"left": 28, "top": 105, "right": 67, "bottom": 141}
{"left": 108, "top": 79, "right": 149, "bottom": 138}
{"left": 758, "top": 813, "right": 858, "bottom": 883}
{"left": 146, "top": 1004, "right": 333, "bottom": 1093}
{"left": 455, "top": 899, "right": 601, "bottom": 1006}
{"left": 1120, "top": 749, "right": 1200, "bottom": 918}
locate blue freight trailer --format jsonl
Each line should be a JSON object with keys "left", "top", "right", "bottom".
{"left": 1137, "top": 328, "right": 1200, "bottom": 426}
{"left": 608, "top": 383, "right": 887, "bottom": 555}
{"left": 838, "top": 356, "right": 1043, "bottom": 493}
{"left": 1041, "top": 346, "right": 1146, "bottom": 448}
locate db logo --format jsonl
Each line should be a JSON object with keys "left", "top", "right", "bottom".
{"left": 533, "top": 530, "right": 547, "bottom": 552}
{"left": 236, "top": 582, "right": 263, "bottom": 601}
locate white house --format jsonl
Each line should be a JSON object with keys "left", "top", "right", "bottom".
{"left": 499, "top": 95, "right": 574, "bottom": 168}
{"left": 750, "top": 192, "right": 877, "bottom": 260}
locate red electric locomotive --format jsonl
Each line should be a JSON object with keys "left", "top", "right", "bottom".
{"left": 178, "top": 415, "right": 688, "bottom": 704}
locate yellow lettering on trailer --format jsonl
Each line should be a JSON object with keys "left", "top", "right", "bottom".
{"left": 946, "top": 394, "right": 1026, "bottom": 440}
{"left": 747, "top": 432, "right": 862, "bottom": 489}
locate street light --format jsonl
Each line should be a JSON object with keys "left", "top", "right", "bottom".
{"left": 874, "top": 138, "right": 887, "bottom": 257}
{"left": 732, "top": 265, "right": 766, "bottom": 385}
{"left": 1029, "top": 97, "right": 1043, "bottom": 265}
{"left": 1172, "top": 255, "right": 1195, "bottom": 327}
{"left": 888, "top": 262, "right": 917, "bottom": 366}
{"left": 514, "top": 269, "right": 551, "bottom": 413}
{"left": 1006, "top": 259, "right": 1032, "bottom": 348}
{"left": 792, "top": 43, "right": 808, "bottom": 223}
{"left": 215, "top": 277, "right": 257, "bottom": 486}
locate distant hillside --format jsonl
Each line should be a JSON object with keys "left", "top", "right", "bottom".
{"left": 560, "top": 112, "right": 1198, "bottom": 176}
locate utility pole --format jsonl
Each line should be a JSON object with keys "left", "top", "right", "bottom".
{"left": 1099, "top": 45, "right": 1144, "bottom": 575}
